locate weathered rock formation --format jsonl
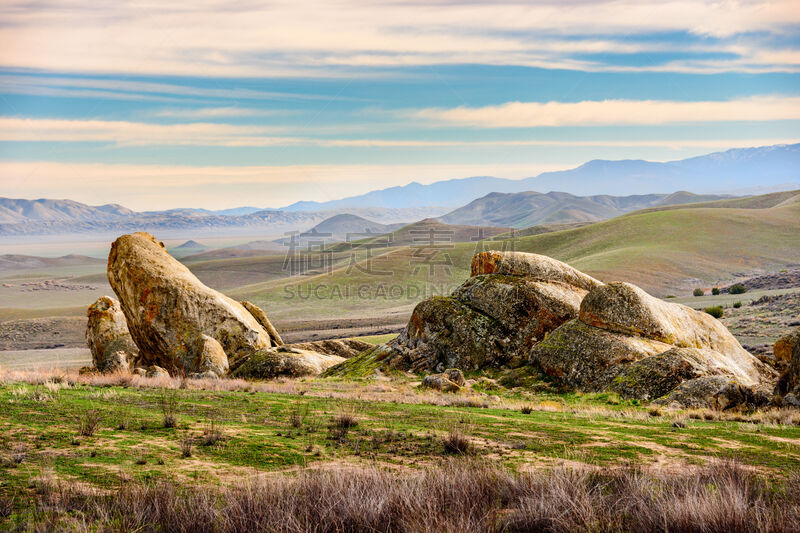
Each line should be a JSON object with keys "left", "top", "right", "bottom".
{"left": 326, "top": 251, "right": 774, "bottom": 406}
{"left": 107, "top": 232, "right": 273, "bottom": 375}
{"left": 85, "top": 296, "right": 139, "bottom": 372}
{"left": 104, "top": 232, "right": 343, "bottom": 378}
{"left": 421, "top": 368, "right": 466, "bottom": 392}
{"left": 530, "top": 281, "right": 773, "bottom": 401}
{"left": 370, "top": 251, "right": 600, "bottom": 373}
{"left": 241, "top": 300, "right": 284, "bottom": 346}
{"left": 775, "top": 328, "right": 800, "bottom": 402}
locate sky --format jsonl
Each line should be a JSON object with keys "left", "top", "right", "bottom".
{"left": 0, "top": 0, "right": 799, "bottom": 210}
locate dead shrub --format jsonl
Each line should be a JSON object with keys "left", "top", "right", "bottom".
{"left": 201, "top": 420, "right": 224, "bottom": 447}
{"left": 180, "top": 433, "right": 194, "bottom": 458}
{"left": 159, "top": 389, "right": 179, "bottom": 428}
{"left": 442, "top": 427, "right": 474, "bottom": 455}
{"left": 78, "top": 409, "right": 102, "bottom": 436}
{"left": 7, "top": 459, "right": 800, "bottom": 532}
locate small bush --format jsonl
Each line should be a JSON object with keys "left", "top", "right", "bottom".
{"left": 78, "top": 409, "right": 102, "bottom": 437}
{"left": 704, "top": 306, "right": 724, "bottom": 318}
{"left": 330, "top": 408, "right": 359, "bottom": 440}
{"left": 201, "top": 420, "right": 224, "bottom": 447}
{"left": 442, "top": 427, "right": 473, "bottom": 455}
{"left": 180, "top": 433, "right": 194, "bottom": 457}
{"left": 693, "top": 288, "right": 705, "bottom": 297}
{"left": 729, "top": 283, "right": 747, "bottom": 294}
{"left": 520, "top": 406, "right": 533, "bottom": 415}
{"left": 733, "top": 301, "right": 742, "bottom": 308}
{"left": 159, "top": 390, "right": 179, "bottom": 428}
{"left": 712, "top": 287, "right": 720, "bottom": 295}
{"left": 289, "top": 404, "right": 308, "bottom": 429}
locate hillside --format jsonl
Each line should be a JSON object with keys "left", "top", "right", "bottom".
{"left": 436, "top": 190, "right": 723, "bottom": 228}
{"left": 336, "top": 218, "right": 512, "bottom": 249}
{"left": 234, "top": 191, "right": 800, "bottom": 321}
{"left": 0, "top": 254, "right": 105, "bottom": 272}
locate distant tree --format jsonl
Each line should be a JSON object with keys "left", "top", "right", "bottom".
{"left": 733, "top": 301, "right": 742, "bottom": 308}
{"left": 729, "top": 284, "right": 747, "bottom": 295}
{"left": 711, "top": 287, "right": 720, "bottom": 295}
{"left": 704, "top": 306, "right": 724, "bottom": 318}
{"left": 693, "top": 288, "right": 705, "bottom": 297}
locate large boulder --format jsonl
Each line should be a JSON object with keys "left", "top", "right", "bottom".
{"left": 85, "top": 296, "right": 139, "bottom": 372}
{"left": 328, "top": 251, "right": 599, "bottom": 375}
{"left": 775, "top": 328, "right": 800, "bottom": 397}
{"left": 230, "top": 345, "right": 345, "bottom": 379}
{"left": 397, "top": 252, "right": 599, "bottom": 372}
{"left": 107, "top": 232, "right": 274, "bottom": 375}
{"left": 530, "top": 281, "right": 773, "bottom": 401}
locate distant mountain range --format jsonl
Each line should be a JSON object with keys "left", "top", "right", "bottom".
{"left": 438, "top": 191, "right": 729, "bottom": 228}
{"left": 3, "top": 144, "right": 797, "bottom": 237}
{"left": 0, "top": 199, "right": 447, "bottom": 237}
{"left": 281, "top": 144, "right": 800, "bottom": 211}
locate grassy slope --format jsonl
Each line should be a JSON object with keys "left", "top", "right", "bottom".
{"left": 1, "top": 378, "right": 799, "bottom": 498}
{"left": 234, "top": 198, "right": 800, "bottom": 321}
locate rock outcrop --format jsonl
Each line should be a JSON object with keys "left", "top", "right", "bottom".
{"left": 241, "top": 301, "right": 284, "bottom": 346}
{"left": 107, "top": 232, "right": 276, "bottom": 376}
{"left": 85, "top": 296, "right": 139, "bottom": 372}
{"left": 367, "top": 251, "right": 600, "bottom": 373}
{"left": 530, "top": 281, "right": 772, "bottom": 401}
{"left": 326, "top": 251, "right": 775, "bottom": 406}
{"left": 230, "top": 345, "right": 345, "bottom": 379}
{"left": 775, "top": 328, "right": 800, "bottom": 399}
{"left": 285, "top": 338, "right": 373, "bottom": 358}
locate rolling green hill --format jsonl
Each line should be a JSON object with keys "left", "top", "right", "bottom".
{"left": 233, "top": 192, "right": 800, "bottom": 320}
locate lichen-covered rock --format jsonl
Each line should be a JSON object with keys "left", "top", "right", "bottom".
{"left": 107, "top": 232, "right": 273, "bottom": 375}
{"left": 775, "top": 328, "right": 800, "bottom": 397}
{"left": 145, "top": 365, "right": 170, "bottom": 378}
{"left": 240, "top": 301, "right": 284, "bottom": 346}
{"left": 444, "top": 368, "right": 466, "bottom": 386}
{"left": 286, "top": 338, "right": 373, "bottom": 358}
{"left": 85, "top": 296, "right": 139, "bottom": 373}
{"left": 230, "top": 345, "right": 345, "bottom": 379}
{"left": 379, "top": 252, "right": 595, "bottom": 373}
{"left": 654, "top": 376, "right": 733, "bottom": 409}
{"left": 774, "top": 328, "right": 800, "bottom": 364}
{"left": 471, "top": 251, "right": 602, "bottom": 291}
{"left": 580, "top": 283, "right": 761, "bottom": 380}
{"left": 191, "top": 335, "right": 229, "bottom": 376}
{"left": 421, "top": 373, "right": 462, "bottom": 392}
{"left": 529, "top": 281, "right": 770, "bottom": 400}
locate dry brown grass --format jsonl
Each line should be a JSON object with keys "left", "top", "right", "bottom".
{"left": 10, "top": 459, "right": 800, "bottom": 532}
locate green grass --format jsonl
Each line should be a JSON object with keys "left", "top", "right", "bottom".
{"left": 2, "top": 377, "right": 799, "bottom": 503}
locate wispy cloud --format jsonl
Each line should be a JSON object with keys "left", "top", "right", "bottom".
{"left": 152, "top": 107, "right": 284, "bottom": 119}
{"left": 2, "top": 116, "right": 797, "bottom": 148}
{"left": 0, "top": 1, "right": 797, "bottom": 76}
{"left": 0, "top": 161, "right": 568, "bottom": 210}
{"left": 413, "top": 96, "right": 800, "bottom": 128}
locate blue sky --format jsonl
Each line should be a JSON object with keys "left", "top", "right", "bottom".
{"left": 0, "top": 1, "right": 799, "bottom": 210}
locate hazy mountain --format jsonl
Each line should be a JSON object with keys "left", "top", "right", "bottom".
{"left": 0, "top": 253, "right": 104, "bottom": 271}
{"left": 438, "top": 191, "right": 729, "bottom": 228}
{"left": 0, "top": 198, "right": 134, "bottom": 224}
{"left": 281, "top": 144, "right": 800, "bottom": 211}
{"left": 174, "top": 240, "right": 207, "bottom": 250}
{"left": 0, "top": 200, "right": 446, "bottom": 237}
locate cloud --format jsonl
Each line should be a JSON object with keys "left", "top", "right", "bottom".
{"left": 0, "top": 161, "right": 568, "bottom": 210}
{"left": 2, "top": 116, "right": 798, "bottom": 148}
{"left": 0, "top": 1, "right": 798, "bottom": 76}
{"left": 152, "top": 107, "right": 283, "bottom": 118}
{"left": 413, "top": 96, "right": 800, "bottom": 128}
